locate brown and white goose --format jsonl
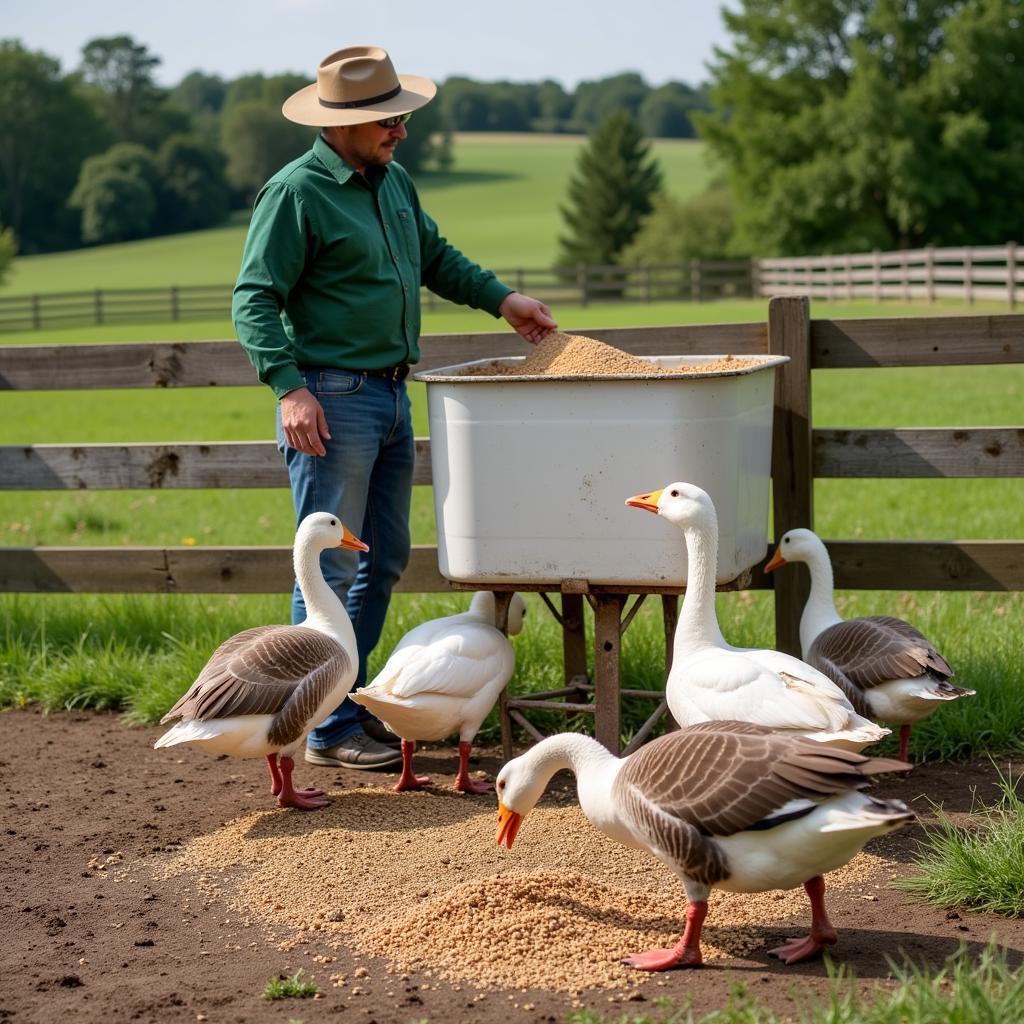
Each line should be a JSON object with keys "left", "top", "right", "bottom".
{"left": 625, "top": 483, "right": 889, "bottom": 751}
{"left": 496, "top": 721, "right": 912, "bottom": 970}
{"left": 154, "top": 512, "right": 367, "bottom": 810}
{"left": 765, "top": 528, "right": 973, "bottom": 762}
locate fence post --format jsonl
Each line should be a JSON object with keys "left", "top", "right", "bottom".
{"left": 925, "top": 246, "right": 935, "bottom": 303}
{"left": 749, "top": 258, "right": 759, "bottom": 299}
{"left": 644, "top": 264, "right": 652, "bottom": 303}
{"left": 1009, "top": 241, "right": 1018, "bottom": 312}
{"left": 873, "top": 249, "right": 881, "bottom": 303}
{"left": 170, "top": 286, "right": 179, "bottom": 322}
{"left": 826, "top": 259, "right": 834, "bottom": 303}
{"left": 768, "top": 295, "right": 813, "bottom": 657}
{"left": 964, "top": 246, "right": 973, "bottom": 305}
{"left": 516, "top": 268, "right": 525, "bottom": 295}
{"left": 577, "top": 263, "right": 589, "bottom": 308}
{"left": 690, "top": 259, "right": 701, "bottom": 302}
{"left": 845, "top": 254, "right": 853, "bottom": 301}
{"left": 901, "top": 252, "right": 910, "bottom": 303}
{"left": 31, "top": 294, "right": 41, "bottom": 330}
{"left": 94, "top": 289, "right": 104, "bottom": 326}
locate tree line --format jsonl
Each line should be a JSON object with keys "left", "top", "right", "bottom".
{"left": 2, "top": 1, "right": 1022, "bottom": 283}
{"left": 0, "top": 35, "right": 708, "bottom": 262}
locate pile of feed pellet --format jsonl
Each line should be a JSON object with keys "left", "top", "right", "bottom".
{"left": 462, "top": 330, "right": 764, "bottom": 378}
{"left": 160, "top": 786, "right": 891, "bottom": 993}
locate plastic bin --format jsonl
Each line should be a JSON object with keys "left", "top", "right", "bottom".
{"left": 414, "top": 354, "right": 788, "bottom": 586}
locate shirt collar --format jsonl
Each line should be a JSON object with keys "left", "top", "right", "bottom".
{"left": 314, "top": 133, "right": 389, "bottom": 189}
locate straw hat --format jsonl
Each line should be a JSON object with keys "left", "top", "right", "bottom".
{"left": 282, "top": 45, "right": 436, "bottom": 127}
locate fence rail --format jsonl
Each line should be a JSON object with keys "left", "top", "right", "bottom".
{"left": 0, "top": 262, "right": 754, "bottom": 333}
{"left": 2, "top": 242, "right": 1019, "bottom": 333}
{"left": 759, "top": 243, "right": 1021, "bottom": 308}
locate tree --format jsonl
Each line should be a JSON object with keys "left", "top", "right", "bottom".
{"left": 0, "top": 223, "right": 16, "bottom": 285}
{"left": 69, "top": 142, "right": 160, "bottom": 243}
{"left": 154, "top": 135, "right": 230, "bottom": 233}
{"left": 571, "top": 73, "right": 650, "bottom": 131}
{"left": 639, "top": 83, "right": 707, "bottom": 139}
{"left": 556, "top": 110, "right": 664, "bottom": 278}
{"left": 622, "top": 186, "right": 746, "bottom": 265}
{"left": 220, "top": 102, "right": 313, "bottom": 204}
{"left": 698, "top": 0, "right": 1024, "bottom": 254}
{"left": 0, "top": 40, "right": 107, "bottom": 252}
{"left": 78, "top": 35, "right": 174, "bottom": 146}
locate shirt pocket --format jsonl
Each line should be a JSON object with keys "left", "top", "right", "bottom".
{"left": 314, "top": 370, "right": 363, "bottom": 396}
{"left": 395, "top": 208, "right": 421, "bottom": 271}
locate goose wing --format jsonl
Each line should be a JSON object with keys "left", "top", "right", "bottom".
{"left": 616, "top": 722, "right": 904, "bottom": 838}
{"left": 679, "top": 647, "right": 856, "bottom": 733}
{"left": 368, "top": 624, "right": 513, "bottom": 701}
{"left": 161, "top": 625, "right": 350, "bottom": 739}
{"left": 811, "top": 616, "right": 954, "bottom": 691}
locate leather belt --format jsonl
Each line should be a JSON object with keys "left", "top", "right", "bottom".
{"left": 359, "top": 363, "right": 410, "bottom": 382}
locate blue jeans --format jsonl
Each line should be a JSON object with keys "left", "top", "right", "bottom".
{"left": 277, "top": 368, "right": 414, "bottom": 748}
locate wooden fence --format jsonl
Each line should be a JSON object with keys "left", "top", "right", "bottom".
{"left": 760, "top": 243, "right": 1021, "bottom": 308}
{"left": 1, "top": 298, "right": 1022, "bottom": 658}
{"left": 0, "top": 261, "right": 754, "bottom": 333}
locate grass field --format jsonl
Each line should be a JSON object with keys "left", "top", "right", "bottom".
{"left": 0, "top": 134, "right": 713, "bottom": 295}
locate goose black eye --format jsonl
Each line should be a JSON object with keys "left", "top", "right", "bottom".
{"left": 497, "top": 779, "right": 506, "bottom": 790}
{"left": 670, "top": 489, "right": 679, "bottom": 497}
{"left": 330, "top": 518, "right": 337, "bottom": 526}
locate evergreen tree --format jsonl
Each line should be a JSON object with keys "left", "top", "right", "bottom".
{"left": 556, "top": 110, "right": 664, "bottom": 274}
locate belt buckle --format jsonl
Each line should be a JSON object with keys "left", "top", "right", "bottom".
{"left": 394, "top": 363, "right": 410, "bottom": 382}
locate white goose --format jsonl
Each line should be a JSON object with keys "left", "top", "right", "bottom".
{"left": 765, "top": 528, "right": 973, "bottom": 762}
{"left": 349, "top": 592, "right": 526, "bottom": 793}
{"left": 625, "top": 483, "right": 889, "bottom": 751}
{"left": 155, "top": 512, "right": 367, "bottom": 810}
{"left": 496, "top": 721, "right": 912, "bottom": 970}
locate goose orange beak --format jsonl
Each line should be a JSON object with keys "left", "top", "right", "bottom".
{"left": 340, "top": 525, "right": 370, "bottom": 552}
{"left": 763, "top": 547, "right": 786, "bottom": 573}
{"left": 625, "top": 489, "right": 662, "bottom": 514}
{"left": 496, "top": 800, "right": 524, "bottom": 849}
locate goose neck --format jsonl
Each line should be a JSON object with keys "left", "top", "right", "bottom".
{"left": 799, "top": 551, "right": 843, "bottom": 652}
{"left": 295, "top": 544, "right": 356, "bottom": 650}
{"left": 676, "top": 517, "right": 727, "bottom": 651}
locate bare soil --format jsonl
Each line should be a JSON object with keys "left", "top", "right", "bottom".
{"left": 2, "top": 708, "right": 1022, "bottom": 1024}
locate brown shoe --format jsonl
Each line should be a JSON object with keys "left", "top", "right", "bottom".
{"left": 361, "top": 715, "right": 401, "bottom": 748}
{"left": 305, "top": 729, "right": 402, "bottom": 770}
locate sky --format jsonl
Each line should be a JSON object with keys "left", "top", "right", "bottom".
{"left": 5, "top": 0, "right": 732, "bottom": 90}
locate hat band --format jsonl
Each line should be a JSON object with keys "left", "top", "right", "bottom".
{"left": 318, "top": 84, "right": 402, "bottom": 110}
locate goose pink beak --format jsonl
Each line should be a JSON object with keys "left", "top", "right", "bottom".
{"left": 625, "top": 489, "right": 662, "bottom": 514}
{"left": 496, "top": 801, "right": 524, "bottom": 848}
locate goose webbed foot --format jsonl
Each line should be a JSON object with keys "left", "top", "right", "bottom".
{"left": 276, "top": 755, "right": 329, "bottom": 810}
{"left": 453, "top": 740, "right": 492, "bottom": 794}
{"left": 394, "top": 739, "right": 432, "bottom": 792}
{"left": 769, "top": 875, "right": 838, "bottom": 964}
{"left": 623, "top": 899, "right": 707, "bottom": 971}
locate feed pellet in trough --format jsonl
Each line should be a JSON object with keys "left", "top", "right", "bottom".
{"left": 161, "top": 787, "right": 889, "bottom": 993}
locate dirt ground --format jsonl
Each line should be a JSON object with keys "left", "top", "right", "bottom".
{"left": 2, "top": 708, "right": 1022, "bottom": 1024}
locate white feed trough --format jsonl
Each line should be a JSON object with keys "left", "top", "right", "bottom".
{"left": 414, "top": 354, "right": 788, "bottom": 587}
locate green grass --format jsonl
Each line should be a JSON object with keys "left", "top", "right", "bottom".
{"left": 261, "top": 969, "right": 318, "bottom": 1000}
{"left": 0, "top": 135, "right": 712, "bottom": 295}
{"left": 564, "top": 942, "right": 1024, "bottom": 1023}
{"left": 897, "top": 768, "right": 1024, "bottom": 915}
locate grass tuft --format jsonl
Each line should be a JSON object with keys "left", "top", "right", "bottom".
{"left": 897, "top": 767, "right": 1024, "bottom": 915}
{"left": 261, "top": 970, "right": 318, "bottom": 1000}
{"left": 565, "top": 942, "right": 1024, "bottom": 1023}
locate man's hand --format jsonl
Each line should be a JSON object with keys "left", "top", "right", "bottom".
{"left": 499, "top": 292, "right": 557, "bottom": 345}
{"left": 280, "top": 386, "right": 331, "bottom": 456}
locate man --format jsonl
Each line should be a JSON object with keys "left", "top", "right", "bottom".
{"left": 232, "top": 45, "right": 557, "bottom": 771}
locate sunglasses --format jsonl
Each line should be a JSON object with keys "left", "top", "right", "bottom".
{"left": 377, "top": 112, "right": 412, "bottom": 129}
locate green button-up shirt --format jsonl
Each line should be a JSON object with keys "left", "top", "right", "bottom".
{"left": 232, "top": 134, "right": 514, "bottom": 398}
